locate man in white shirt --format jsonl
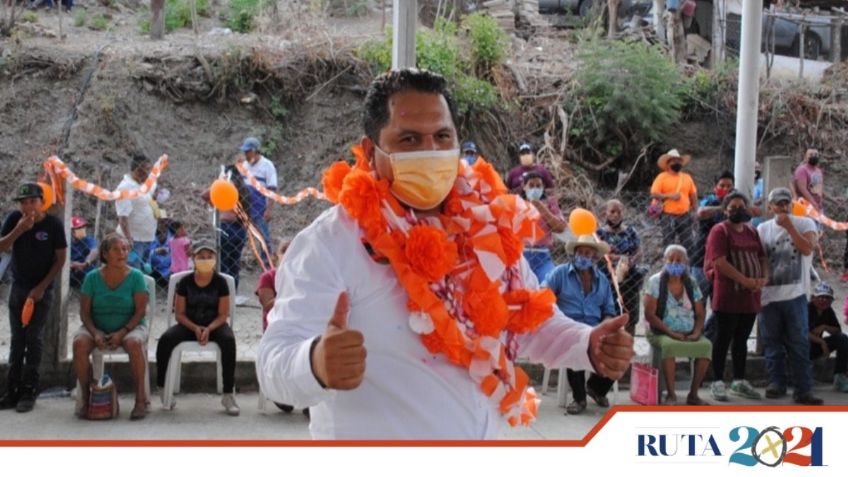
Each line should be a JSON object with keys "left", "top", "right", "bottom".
{"left": 757, "top": 187, "right": 822, "bottom": 405}
{"left": 256, "top": 69, "right": 634, "bottom": 440}
{"left": 115, "top": 155, "right": 157, "bottom": 268}
{"left": 239, "top": 137, "right": 277, "bottom": 268}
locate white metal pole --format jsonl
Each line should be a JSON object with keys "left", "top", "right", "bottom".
{"left": 392, "top": 0, "right": 417, "bottom": 70}
{"left": 733, "top": 0, "right": 763, "bottom": 197}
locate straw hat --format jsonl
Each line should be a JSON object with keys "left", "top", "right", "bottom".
{"left": 657, "top": 149, "right": 691, "bottom": 170}
{"left": 565, "top": 234, "right": 610, "bottom": 256}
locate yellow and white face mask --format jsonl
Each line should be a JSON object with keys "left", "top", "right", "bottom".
{"left": 379, "top": 147, "right": 460, "bottom": 211}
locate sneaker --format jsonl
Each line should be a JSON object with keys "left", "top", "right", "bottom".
{"left": 834, "top": 373, "right": 848, "bottom": 393}
{"left": 565, "top": 400, "right": 586, "bottom": 415}
{"left": 15, "top": 386, "right": 36, "bottom": 413}
{"left": 765, "top": 383, "right": 787, "bottom": 399}
{"left": 793, "top": 392, "right": 823, "bottom": 405}
{"left": 729, "top": 380, "right": 762, "bottom": 399}
{"left": 234, "top": 295, "right": 248, "bottom": 306}
{"left": 221, "top": 394, "right": 240, "bottom": 416}
{"left": 710, "top": 381, "right": 729, "bottom": 401}
{"left": 586, "top": 386, "right": 610, "bottom": 408}
{"left": 0, "top": 387, "right": 19, "bottom": 410}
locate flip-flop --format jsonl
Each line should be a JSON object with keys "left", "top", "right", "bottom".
{"left": 130, "top": 403, "right": 147, "bottom": 421}
{"left": 686, "top": 396, "right": 710, "bottom": 406}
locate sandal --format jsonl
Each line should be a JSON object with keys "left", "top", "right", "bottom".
{"left": 686, "top": 395, "right": 710, "bottom": 406}
{"left": 663, "top": 395, "right": 678, "bottom": 405}
{"left": 130, "top": 402, "right": 147, "bottom": 421}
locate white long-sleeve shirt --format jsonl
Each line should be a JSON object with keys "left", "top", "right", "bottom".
{"left": 257, "top": 206, "right": 594, "bottom": 439}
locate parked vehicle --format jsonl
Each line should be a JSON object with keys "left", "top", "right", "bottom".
{"left": 727, "top": 11, "right": 848, "bottom": 60}
{"left": 539, "top": 0, "right": 635, "bottom": 18}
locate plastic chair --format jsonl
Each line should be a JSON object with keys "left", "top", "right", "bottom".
{"left": 541, "top": 367, "right": 619, "bottom": 408}
{"left": 75, "top": 274, "right": 156, "bottom": 410}
{"left": 648, "top": 333, "right": 696, "bottom": 403}
{"left": 160, "top": 271, "right": 236, "bottom": 410}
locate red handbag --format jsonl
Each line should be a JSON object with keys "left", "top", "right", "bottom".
{"left": 630, "top": 362, "right": 659, "bottom": 405}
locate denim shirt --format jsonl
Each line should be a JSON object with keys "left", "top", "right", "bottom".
{"left": 542, "top": 263, "right": 617, "bottom": 326}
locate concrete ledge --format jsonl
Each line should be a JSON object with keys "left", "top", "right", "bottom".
{"left": 0, "top": 356, "right": 838, "bottom": 393}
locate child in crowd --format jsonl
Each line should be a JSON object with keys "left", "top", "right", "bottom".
{"left": 256, "top": 239, "right": 306, "bottom": 415}
{"left": 69, "top": 216, "right": 98, "bottom": 288}
{"left": 169, "top": 220, "right": 192, "bottom": 274}
{"left": 149, "top": 215, "right": 173, "bottom": 288}
{"left": 808, "top": 283, "right": 848, "bottom": 392}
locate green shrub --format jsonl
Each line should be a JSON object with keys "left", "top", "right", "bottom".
{"left": 227, "top": 0, "right": 261, "bottom": 33}
{"left": 21, "top": 11, "right": 38, "bottom": 23}
{"left": 355, "top": 18, "right": 506, "bottom": 116}
{"left": 73, "top": 9, "right": 87, "bottom": 27}
{"left": 461, "top": 12, "right": 509, "bottom": 72}
{"left": 90, "top": 14, "right": 109, "bottom": 31}
{"left": 569, "top": 37, "right": 683, "bottom": 158}
{"left": 139, "top": 0, "right": 209, "bottom": 34}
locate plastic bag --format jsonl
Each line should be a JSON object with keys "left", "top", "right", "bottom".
{"left": 630, "top": 362, "right": 658, "bottom": 405}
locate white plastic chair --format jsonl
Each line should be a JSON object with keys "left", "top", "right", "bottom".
{"left": 160, "top": 271, "right": 236, "bottom": 410}
{"left": 75, "top": 274, "right": 156, "bottom": 409}
{"left": 541, "top": 366, "right": 619, "bottom": 409}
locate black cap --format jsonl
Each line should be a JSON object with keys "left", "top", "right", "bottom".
{"left": 13, "top": 183, "right": 44, "bottom": 201}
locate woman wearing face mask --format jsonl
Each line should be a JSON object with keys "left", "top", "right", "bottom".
{"left": 650, "top": 149, "right": 698, "bottom": 251}
{"left": 596, "top": 199, "right": 644, "bottom": 334}
{"left": 703, "top": 191, "right": 767, "bottom": 402}
{"left": 520, "top": 171, "right": 566, "bottom": 282}
{"left": 505, "top": 143, "right": 555, "bottom": 192}
{"left": 155, "top": 242, "right": 239, "bottom": 416}
{"left": 643, "top": 244, "right": 711, "bottom": 405}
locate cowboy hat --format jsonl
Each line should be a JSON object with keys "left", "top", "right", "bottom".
{"left": 657, "top": 149, "right": 691, "bottom": 170}
{"left": 565, "top": 234, "right": 610, "bottom": 256}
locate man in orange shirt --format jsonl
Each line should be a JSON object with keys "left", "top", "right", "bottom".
{"left": 650, "top": 149, "right": 698, "bottom": 250}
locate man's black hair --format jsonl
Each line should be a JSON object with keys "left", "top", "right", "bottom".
{"left": 521, "top": 170, "right": 544, "bottom": 184}
{"left": 714, "top": 170, "right": 734, "bottom": 184}
{"left": 362, "top": 69, "right": 458, "bottom": 145}
{"left": 169, "top": 220, "right": 183, "bottom": 234}
{"left": 131, "top": 153, "right": 151, "bottom": 173}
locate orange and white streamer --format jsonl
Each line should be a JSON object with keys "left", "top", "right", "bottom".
{"left": 796, "top": 198, "right": 848, "bottom": 231}
{"left": 235, "top": 160, "right": 325, "bottom": 205}
{"left": 44, "top": 155, "right": 169, "bottom": 202}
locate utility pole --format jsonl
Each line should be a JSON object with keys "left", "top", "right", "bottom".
{"left": 733, "top": 0, "right": 763, "bottom": 197}
{"left": 392, "top": 0, "right": 417, "bottom": 70}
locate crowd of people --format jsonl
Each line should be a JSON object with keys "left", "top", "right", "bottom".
{"left": 1, "top": 69, "right": 847, "bottom": 438}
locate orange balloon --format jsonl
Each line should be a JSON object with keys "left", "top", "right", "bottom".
{"left": 210, "top": 179, "right": 239, "bottom": 212}
{"left": 38, "top": 182, "right": 54, "bottom": 212}
{"left": 22, "top": 297, "right": 34, "bottom": 327}
{"left": 569, "top": 207, "right": 597, "bottom": 236}
{"left": 791, "top": 201, "right": 806, "bottom": 216}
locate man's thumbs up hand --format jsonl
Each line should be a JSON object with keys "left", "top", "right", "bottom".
{"left": 311, "top": 292, "right": 367, "bottom": 390}
{"left": 589, "top": 313, "right": 634, "bottom": 380}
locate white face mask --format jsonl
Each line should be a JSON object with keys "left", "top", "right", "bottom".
{"left": 525, "top": 187, "right": 544, "bottom": 201}
{"left": 378, "top": 147, "right": 460, "bottom": 210}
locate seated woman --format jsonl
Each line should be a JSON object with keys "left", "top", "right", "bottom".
{"left": 643, "top": 244, "right": 712, "bottom": 405}
{"left": 73, "top": 233, "right": 150, "bottom": 420}
{"left": 520, "top": 171, "right": 566, "bottom": 282}
{"left": 156, "top": 242, "right": 239, "bottom": 416}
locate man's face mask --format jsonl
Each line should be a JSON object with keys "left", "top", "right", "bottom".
{"left": 519, "top": 153, "right": 534, "bottom": 166}
{"left": 194, "top": 258, "right": 217, "bottom": 273}
{"left": 669, "top": 162, "right": 683, "bottom": 172}
{"left": 808, "top": 154, "right": 820, "bottom": 166}
{"left": 378, "top": 146, "right": 460, "bottom": 211}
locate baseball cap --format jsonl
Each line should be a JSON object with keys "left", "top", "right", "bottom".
{"left": 768, "top": 187, "right": 793, "bottom": 204}
{"left": 518, "top": 143, "right": 533, "bottom": 153}
{"left": 192, "top": 241, "right": 217, "bottom": 255}
{"left": 239, "top": 137, "right": 261, "bottom": 153}
{"left": 461, "top": 141, "right": 477, "bottom": 154}
{"left": 71, "top": 216, "right": 88, "bottom": 229}
{"left": 13, "top": 182, "right": 44, "bottom": 201}
{"left": 812, "top": 282, "right": 834, "bottom": 299}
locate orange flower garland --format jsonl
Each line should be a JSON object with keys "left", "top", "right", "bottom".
{"left": 321, "top": 146, "right": 556, "bottom": 426}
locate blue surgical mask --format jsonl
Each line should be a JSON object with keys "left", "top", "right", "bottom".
{"left": 525, "top": 187, "right": 544, "bottom": 201}
{"left": 665, "top": 263, "right": 687, "bottom": 277}
{"left": 573, "top": 255, "right": 594, "bottom": 271}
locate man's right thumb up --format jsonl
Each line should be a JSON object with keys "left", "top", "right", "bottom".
{"left": 327, "top": 292, "right": 350, "bottom": 330}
